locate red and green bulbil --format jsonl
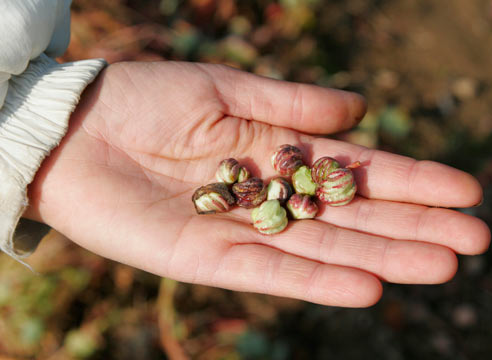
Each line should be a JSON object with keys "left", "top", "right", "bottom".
{"left": 192, "top": 146, "right": 362, "bottom": 235}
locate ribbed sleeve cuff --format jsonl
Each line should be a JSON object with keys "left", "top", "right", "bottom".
{"left": 0, "top": 53, "right": 107, "bottom": 264}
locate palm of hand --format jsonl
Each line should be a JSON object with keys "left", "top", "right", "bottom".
{"left": 27, "top": 62, "right": 490, "bottom": 307}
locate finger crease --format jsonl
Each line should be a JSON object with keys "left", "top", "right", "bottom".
{"left": 322, "top": 225, "right": 340, "bottom": 263}
{"left": 378, "top": 239, "right": 391, "bottom": 279}
{"left": 305, "top": 262, "right": 322, "bottom": 301}
{"left": 290, "top": 84, "right": 305, "bottom": 128}
{"left": 414, "top": 207, "right": 428, "bottom": 241}
{"left": 406, "top": 161, "right": 419, "bottom": 201}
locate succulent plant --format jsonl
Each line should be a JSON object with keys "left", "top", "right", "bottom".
{"left": 266, "top": 177, "right": 293, "bottom": 204}
{"left": 237, "top": 166, "right": 251, "bottom": 182}
{"left": 316, "top": 168, "right": 357, "bottom": 206}
{"left": 286, "top": 194, "right": 318, "bottom": 219}
{"left": 292, "top": 166, "right": 317, "bottom": 195}
{"left": 192, "top": 183, "right": 236, "bottom": 214}
{"left": 232, "top": 177, "right": 267, "bottom": 208}
{"left": 311, "top": 156, "right": 340, "bottom": 184}
{"left": 271, "top": 144, "right": 304, "bottom": 176}
{"left": 215, "top": 158, "right": 240, "bottom": 184}
{"left": 251, "top": 200, "right": 288, "bottom": 235}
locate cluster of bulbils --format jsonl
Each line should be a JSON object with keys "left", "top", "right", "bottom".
{"left": 192, "top": 144, "right": 361, "bottom": 235}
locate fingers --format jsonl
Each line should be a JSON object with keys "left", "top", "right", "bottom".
{"left": 317, "top": 197, "right": 491, "bottom": 255}
{"left": 154, "top": 215, "right": 382, "bottom": 307}
{"left": 242, "top": 136, "right": 481, "bottom": 209}
{"left": 306, "top": 138, "right": 483, "bottom": 208}
{"left": 228, "top": 219, "right": 459, "bottom": 285}
{"left": 211, "top": 243, "right": 382, "bottom": 307}
{"left": 229, "top": 196, "right": 490, "bottom": 256}
{"left": 214, "top": 213, "right": 458, "bottom": 285}
{"left": 199, "top": 63, "right": 367, "bottom": 134}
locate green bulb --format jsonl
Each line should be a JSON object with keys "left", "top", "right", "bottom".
{"left": 251, "top": 200, "right": 288, "bottom": 235}
{"left": 292, "top": 166, "right": 317, "bottom": 196}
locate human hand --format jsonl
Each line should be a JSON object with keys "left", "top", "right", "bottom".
{"left": 25, "top": 62, "right": 490, "bottom": 307}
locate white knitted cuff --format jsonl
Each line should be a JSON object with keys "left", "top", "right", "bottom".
{"left": 0, "top": 53, "right": 107, "bottom": 264}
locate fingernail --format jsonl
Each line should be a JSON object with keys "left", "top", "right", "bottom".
{"left": 473, "top": 197, "right": 484, "bottom": 207}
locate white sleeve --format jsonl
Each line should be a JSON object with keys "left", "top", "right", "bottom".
{"left": 0, "top": 0, "right": 107, "bottom": 264}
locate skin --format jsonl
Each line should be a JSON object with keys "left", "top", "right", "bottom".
{"left": 24, "top": 62, "right": 490, "bottom": 308}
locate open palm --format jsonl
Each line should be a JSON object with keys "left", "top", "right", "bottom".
{"left": 26, "top": 62, "right": 490, "bottom": 307}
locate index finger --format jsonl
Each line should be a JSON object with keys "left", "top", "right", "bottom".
{"left": 245, "top": 137, "right": 482, "bottom": 208}
{"left": 198, "top": 63, "right": 367, "bottom": 134}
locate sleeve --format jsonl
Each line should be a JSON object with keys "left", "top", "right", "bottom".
{"left": 0, "top": 0, "right": 107, "bottom": 265}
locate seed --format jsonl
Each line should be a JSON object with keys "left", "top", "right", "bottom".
{"left": 292, "top": 165, "right": 317, "bottom": 196}
{"left": 271, "top": 144, "right": 304, "bottom": 176}
{"left": 215, "top": 158, "right": 240, "bottom": 184}
{"left": 266, "top": 177, "right": 293, "bottom": 205}
{"left": 286, "top": 194, "right": 318, "bottom": 219}
{"left": 232, "top": 177, "right": 267, "bottom": 208}
{"left": 251, "top": 200, "right": 288, "bottom": 235}
{"left": 192, "top": 183, "right": 236, "bottom": 214}
{"left": 316, "top": 168, "right": 357, "bottom": 206}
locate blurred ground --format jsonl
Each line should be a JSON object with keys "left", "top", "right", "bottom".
{"left": 1, "top": 0, "right": 492, "bottom": 359}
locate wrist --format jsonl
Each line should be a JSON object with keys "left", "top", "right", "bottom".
{"left": 24, "top": 66, "right": 106, "bottom": 223}
{"left": 0, "top": 55, "right": 106, "bottom": 260}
